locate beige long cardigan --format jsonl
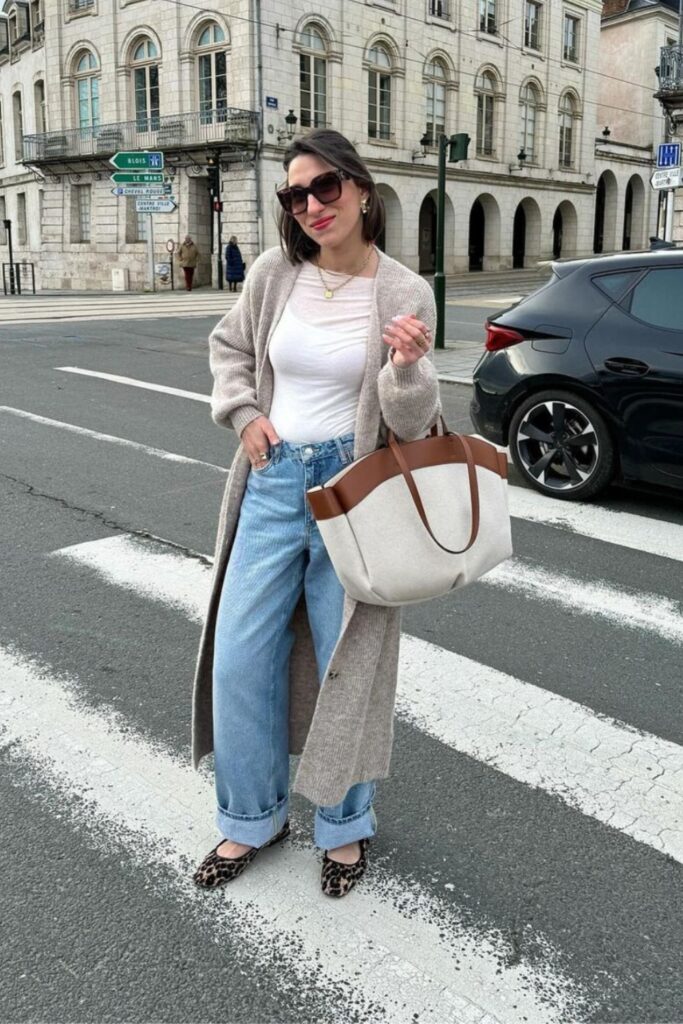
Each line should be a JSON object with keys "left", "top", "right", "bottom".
{"left": 192, "top": 245, "right": 442, "bottom": 806}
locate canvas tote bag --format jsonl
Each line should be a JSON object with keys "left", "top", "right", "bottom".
{"left": 306, "top": 419, "right": 513, "bottom": 606}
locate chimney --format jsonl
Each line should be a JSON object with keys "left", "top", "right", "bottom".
{"left": 602, "top": 0, "right": 630, "bottom": 16}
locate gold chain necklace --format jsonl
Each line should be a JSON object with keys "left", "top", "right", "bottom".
{"left": 316, "top": 246, "right": 374, "bottom": 299}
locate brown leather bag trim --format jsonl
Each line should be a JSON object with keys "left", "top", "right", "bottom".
{"left": 307, "top": 433, "right": 507, "bottom": 522}
{"left": 387, "top": 431, "right": 480, "bottom": 555}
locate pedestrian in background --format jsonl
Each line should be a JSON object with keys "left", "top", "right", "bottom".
{"left": 178, "top": 235, "right": 200, "bottom": 291}
{"left": 224, "top": 235, "right": 245, "bottom": 292}
{"left": 191, "top": 128, "right": 440, "bottom": 898}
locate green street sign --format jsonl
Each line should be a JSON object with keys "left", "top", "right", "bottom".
{"left": 110, "top": 171, "right": 165, "bottom": 184}
{"left": 110, "top": 151, "right": 164, "bottom": 171}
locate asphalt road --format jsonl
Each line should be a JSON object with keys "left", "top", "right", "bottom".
{"left": 1, "top": 310, "right": 682, "bottom": 1024}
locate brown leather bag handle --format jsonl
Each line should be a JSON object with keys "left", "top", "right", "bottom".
{"left": 386, "top": 426, "right": 480, "bottom": 556}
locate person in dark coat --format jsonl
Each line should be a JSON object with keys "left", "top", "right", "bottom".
{"left": 225, "top": 236, "right": 245, "bottom": 292}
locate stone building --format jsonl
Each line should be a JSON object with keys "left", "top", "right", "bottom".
{"left": 0, "top": 0, "right": 657, "bottom": 291}
{"left": 596, "top": 0, "right": 679, "bottom": 250}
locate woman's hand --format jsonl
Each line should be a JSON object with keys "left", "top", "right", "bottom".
{"left": 241, "top": 416, "right": 281, "bottom": 468}
{"left": 382, "top": 314, "right": 432, "bottom": 367}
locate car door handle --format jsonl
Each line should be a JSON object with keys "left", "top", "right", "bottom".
{"left": 603, "top": 357, "right": 650, "bottom": 376}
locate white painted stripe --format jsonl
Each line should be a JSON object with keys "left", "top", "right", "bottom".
{"left": 0, "top": 645, "right": 583, "bottom": 1024}
{"left": 485, "top": 558, "right": 683, "bottom": 645}
{"left": 49, "top": 366, "right": 683, "bottom": 564}
{"left": 0, "top": 407, "right": 227, "bottom": 473}
{"left": 508, "top": 486, "right": 683, "bottom": 564}
{"left": 437, "top": 374, "right": 474, "bottom": 385}
{"left": 54, "top": 534, "right": 683, "bottom": 865}
{"left": 2, "top": 312, "right": 231, "bottom": 324}
{"left": 55, "top": 366, "right": 210, "bottom": 403}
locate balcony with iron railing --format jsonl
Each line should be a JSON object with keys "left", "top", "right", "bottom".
{"left": 22, "top": 107, "right": 260, "bottom": 164}
{"left": 655, "top": 44, "right": 683, "bottom": 127}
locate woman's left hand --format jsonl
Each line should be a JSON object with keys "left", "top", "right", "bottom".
{"left": 382, "top": 314, "right": 432, "bottom": 367}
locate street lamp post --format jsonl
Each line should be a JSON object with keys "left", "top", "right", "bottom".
{"left": 3, "top": 218, "right": 15, "bottom": 295}
{"left": 433, "top": 132, "right": 470, "bottom": 350}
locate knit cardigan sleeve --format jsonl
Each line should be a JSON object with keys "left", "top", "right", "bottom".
{"left": 376, "top": 276, "right": 442, "bottom": 441}
{"left": 208, "top": 254, "right": 266, "bottom": 437}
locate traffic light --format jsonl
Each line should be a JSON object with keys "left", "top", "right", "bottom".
{"left": 206, "top": 153, "right": 220, "bottom": 197}
{"left": 448, "top": 133, "right": 470, "bottom": 163}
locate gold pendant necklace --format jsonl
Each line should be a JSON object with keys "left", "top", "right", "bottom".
{"left": 317, "top": 246, "right": 374, "bottom": 299}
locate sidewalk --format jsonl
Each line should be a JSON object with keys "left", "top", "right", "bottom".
{"left": 433, "top": 341, "right": 483, "bottom": 385}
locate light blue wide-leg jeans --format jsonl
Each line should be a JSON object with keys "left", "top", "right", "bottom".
{"left": 212, "top": 432, "right": 378, "bottom": 850}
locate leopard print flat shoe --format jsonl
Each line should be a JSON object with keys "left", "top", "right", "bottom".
{"left": 321, "top": 837, "right": 369, "bottom": 898}
{"left": 192, "top": 820, "right": 290, "bottom": 890}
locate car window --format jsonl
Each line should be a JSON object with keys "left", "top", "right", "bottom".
{"left": 592, "top": 271, "right": 640, "bottom": 300}
{"left": 626, "top": 268, "right": 683, "bottom": 330}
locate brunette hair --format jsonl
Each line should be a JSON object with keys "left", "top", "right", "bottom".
{"left": 276, "top": 128, "right": 384, "bottom": 264}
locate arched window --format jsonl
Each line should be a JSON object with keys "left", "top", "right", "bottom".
{"left": 367, "top": 43, "right": 393, "bottom": 141}
{"left": 299, "top": 24, "right": 327, "bottom": 129}
{"left": 425, "top": 57, "right": 447, "bottom": 146}
{"left": 475, "top": 70, "right": 497, "bottom": 156}
{"left": 559, "top": 92, "right": 576, "bottom": 168}
{"left": 196, "top": 21, "right": 227, "bottom": 124}
{"left": 132, "top": 38, "right": 160, "bottom": 132}
{"left": 12, "top": 90, "right": 23, "bottom": 161}
{"left": 519, "top": 82, "right": 539, "bottom": 162}
{"left": 74, "top": 50, "right": 100, "bottom": 130}
{"left": 34, "top": 78, "right": 46, "bottom": 133}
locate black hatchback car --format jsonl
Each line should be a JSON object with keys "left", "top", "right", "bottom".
{"left": 470, "top": 250, "right": 683, "bottom": 500}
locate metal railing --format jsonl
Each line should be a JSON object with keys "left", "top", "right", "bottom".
{"left": 657, "top": 45, "right": 683, "bottom": 92}
{"left": 22, "top": 107, "right": 260, "bottom": 163}
{"left": 68, "top": 0, "right": 95, "bottom": 11}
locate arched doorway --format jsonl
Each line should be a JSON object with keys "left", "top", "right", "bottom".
{"left": 623, "top": 175, "right": 645, "bottom": 251}
{"left": 622, "top": 180, "right": 633, "bottom": 250}
{"left": 375, "top": 183, "right": 402, "bottom": 259}
{"left": 419, "top": 195, "right": 437, "bottom": 273}
{"left": 594, "top": 176, "right": 606, "bottom": 253}
{"left": 553, "top": 200, "right": 578, "bottom": 259}
{"left": 513, "top": 204, "right": 526, "bottom": 268}
{"left": 469, "top": 200, "right": 485, "bottom": 271}
{"left": 552, "top": 208, "right": 563, "bottom": 258}
{"left": 593, "top": 171, "right": 618, "bottom": 254}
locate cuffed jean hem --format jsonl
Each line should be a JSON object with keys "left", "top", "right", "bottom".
{"left": 215, "top": 794, "right": 289, "bottom": 847}
{"left": 313, "top": 800, "right": 378, "bottom": 851}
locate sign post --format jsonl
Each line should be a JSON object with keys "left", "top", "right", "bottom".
{"left": 135, "top": 198, "right": 177, "bottom": 214}
{"left": 166, "top": 238, "right": 176, "bottom": 291}
{"left": 110, "top": 151, "right": 164, "bottom": 171}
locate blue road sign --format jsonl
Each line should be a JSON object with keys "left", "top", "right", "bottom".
{"left": 657, "top": 143, "right": 681, "bottom": 168}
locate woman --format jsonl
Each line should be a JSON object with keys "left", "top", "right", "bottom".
{"left": 224, "top": 235, "right": 245, "bottom": 292}
{"left": 177, "top": 235, "right": 200, "bottom": 291}
{"left": 192, "top": 129, "right": 441, "bottom": 898}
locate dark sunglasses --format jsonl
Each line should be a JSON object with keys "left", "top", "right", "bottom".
{"left": 276, "top": 169, "right": 351, "bottom": 216}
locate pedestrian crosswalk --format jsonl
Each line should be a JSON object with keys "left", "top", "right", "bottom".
{"left": 1, "top": 402, "right": 682, "bottom": 1021}
{"left": 0, "top": 290, "right": 239, "bottom": 324}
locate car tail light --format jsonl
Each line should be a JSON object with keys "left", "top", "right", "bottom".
{"left": 485, "top": 321, "right": 526, "bottom": 352}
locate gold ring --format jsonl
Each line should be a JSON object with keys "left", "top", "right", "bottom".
{"left": 258, "top": 452, "right": 268, "bottom": 461}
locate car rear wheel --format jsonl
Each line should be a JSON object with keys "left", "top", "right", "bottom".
{"left": 509, "top": 390, "right": 616, "bottom": 500}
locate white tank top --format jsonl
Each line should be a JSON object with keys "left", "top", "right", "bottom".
{"left": 267, "top": 261, "right": 374, "bottom": 443}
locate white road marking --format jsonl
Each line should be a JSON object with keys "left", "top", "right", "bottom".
{"left": 0, "top": 407, "right": 227, "bottom": 472}
{"left": 50, "top": 367, "right": 683, "bottom": 563}
{"left": 54, "top": 534, "right": 683, "bottom": 865}
{"left": 0, "top": 295, "right": 237, "bottom": 325}
{"left": 508, "top": 486, "right": 683, "bottom": 564}
{"left": 0, "top": 645, "right": 585, "bottom": 1024}
{"left": 485, "top": 558, "right": 683, "bottom": 645}
{"left": 55, "top": 366, "right": 210, "bottom": 403}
